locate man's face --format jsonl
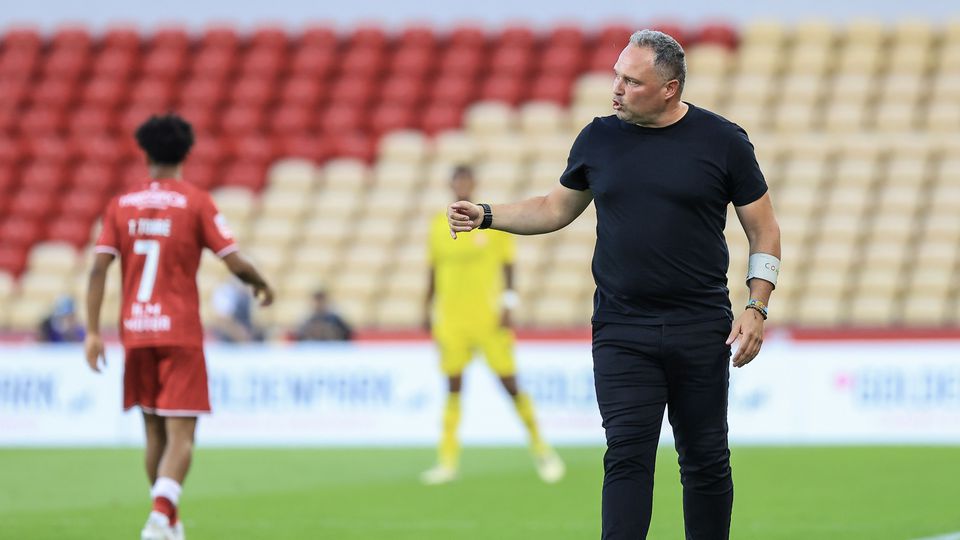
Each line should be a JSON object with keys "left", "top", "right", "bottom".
{"left": 451, "top": 174, "right": 475, "bottom": 200}
{"left": 612, "top": 45, "right": 671, "bottom": 125}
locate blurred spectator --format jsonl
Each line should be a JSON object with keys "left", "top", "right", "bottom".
{"left": 294, "top": 290, "right": 352, "bottom": 341}
{"left": 209, "top": 278, "right": 265, "bottom": 342}
{"left": 38, "top": 296, "right": 85, "bottom": 343}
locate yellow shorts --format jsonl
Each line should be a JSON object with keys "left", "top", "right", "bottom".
{"left": 433, "top": 324, "right": 516, "bottom": 377}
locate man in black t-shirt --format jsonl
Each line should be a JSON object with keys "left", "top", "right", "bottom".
{"left": 447, "top": 30, "right": 781, "bottom": 540}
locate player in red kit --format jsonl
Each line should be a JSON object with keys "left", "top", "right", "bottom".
{"left": 84, "top": 114, "right": 274, "bottom": 540}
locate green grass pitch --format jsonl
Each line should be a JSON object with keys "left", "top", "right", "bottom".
{"left": 1, "top": 446, "right": 957, "bottom": 539}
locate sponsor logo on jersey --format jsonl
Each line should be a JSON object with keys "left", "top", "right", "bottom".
{"left": 119, "top": 190, "right": 188, "bottom": 209}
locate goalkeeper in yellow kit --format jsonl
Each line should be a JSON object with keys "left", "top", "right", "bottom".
{"left": 421, "top": 165, "right": 565, "bottom": 485}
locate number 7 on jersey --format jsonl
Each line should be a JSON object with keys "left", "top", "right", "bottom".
{"left": 133, "top": 239, "right": 160, "bottom": 303}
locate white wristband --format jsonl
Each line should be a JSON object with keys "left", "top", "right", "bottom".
{"left": 502, "top": 289, "right": 520, "bottom": 309}
{"left": 747, "top": 253, "right": 780, "bottom": 288}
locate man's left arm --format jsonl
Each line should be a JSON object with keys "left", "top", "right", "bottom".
{"left": 728, "top": 192, "right": 781, "bottom": 368}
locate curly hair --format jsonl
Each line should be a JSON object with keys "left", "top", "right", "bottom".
{"left": 134, "top": 114, "right": 195, "bottom": 165}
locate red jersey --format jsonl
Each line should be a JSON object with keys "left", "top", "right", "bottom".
{"left": 95, "top": 179, "right": 238, "bottom": 349}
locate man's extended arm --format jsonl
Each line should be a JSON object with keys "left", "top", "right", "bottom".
{"left": 448, "top": 184, "right": 593, "bottom": 238}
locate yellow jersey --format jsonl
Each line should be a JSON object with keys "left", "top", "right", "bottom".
{"left": 429, "top": 211, "right": 515, "bottom": 328}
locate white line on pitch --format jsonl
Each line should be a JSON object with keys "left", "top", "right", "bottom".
{"left": 910, "top": 532, "right": 960, "bottom": 540}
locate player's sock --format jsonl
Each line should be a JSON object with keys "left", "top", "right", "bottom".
{"left": 439, "top": 392, "right": 462, "bottom": 470}
{"left": 513, "top": 392, "right": 548, "bottom": 455}
{"left": 150, "top": 476, "right": 182, "bottom": 525}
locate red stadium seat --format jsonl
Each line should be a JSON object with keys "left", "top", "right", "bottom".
{"left": 10, "top": 191, "right": 57, "bottom": 223}
{"left": 50, "top": 26, "right": 93, "bottom": 51}
{"left": 489, "top": 45, "right": 534, "bottom": 77}
{"left": 45, "top": 217, "right": 94, "bottom": 248}
{"left": 173, "top": 105, "right": 217, "bottom": 134}
{"left": 319, "top": 105, "right": 367, "bottom": 134}
{"left": 178, "top": 77, "right": 226, "bottom": 108}
{"left": 128, "top": 78, "right": 176, "bottom": 110}
{"left": 18, "top": 108, "right": 66, "bottom": 136}
{"left": 19, "top": 162, "right": 67, "bottom": 192}
{"left": 0, "top": 245, "right": 29, "bottom": 276}
{"left": 540, "top": 45, "right": 585, "bottom": 77}
{"left": 0, "top": 217, "right": 42, "bottom": 249}
{"left": 496, "top": 26, "right": 537, "bottom": 49}
{"left": 347, "top": 25, "right": 387, "bottom": 49}
{"left": 58, "top": 189, "right": 105, "bottom": 221}
{"left": 182, "top": 162, "right": 218, "bottom": 190}
{"left": 229, "top": 77, "right": 275, "bottom": 107}
{"left": 102, "top": 26, "right": 142, "bottom": 51}
{"left": 329, "top": 75, "right": 376, "bottom": 105}
{"left": 227, "top": 135, "right": 276, "bottom": 163}
{"left": 82, "top": 77, "right": 129, "bottom": 107}
{"left": 596, "top": 24, "right": 633, "bottom": 50}
{"left": 240, "top": 49, "right": 287, "bottom": 79}
{"left": 119, "top": 106, "right": 170, "bottom": 138}
{"left": 0, "top": 105, "right": 18, "bottom": 134}
{"left": 429, "top": 75, "right": 477, "bottom": 108}
{"left": 546, "top": 24, "right": 587, "bottom": 49}
{"left": 299, "top": 26, "right": 338, "bottom": 49}
{"left": 141, "top": 48, "right": 187, "bottom": 80}
{"left": 529, "top": 74, "right": 574, "bottom": 105}
{"left": 390, "top": 47, "right": 436, "bottom": 78}
{"left": 268, "top": 105, "right": 315, "bottom": 134}
{"left": 188, "top": 137, "right": 224, "bottom": 167}
{"left": 339, "top": 46, "right": 386, "bottom": 78}
{"left": 69, "top": 107, "right": 116, "bottom": 136}
{"left": 2, "top": 27, "right": 43, "bottom": 52}
{"left": 150, "top": 26, "right": 191, "bottom": 51}
{"left": 695, "top": 22, "right": 738, "bottom": 49}
{"left": 30, "top": 79, "right": 76, "bottom": 109}
{"left": 251, "top": 26, "right": 290, "bottom": 50}
{"left": 398, "top": 24, "right": 437, "bottom": 49}
{"left": 220, "top": 160, "right": 268, "bottom": 191}
{"left": 0, "top": 49, "right": 39, "bottom": 80}
{"left": 220, "top": 106, "right": 264, "bottom": 133}
{"left": 379, "top": 75, "right": 424, "bottom": 107}
{"left": 327, "top": 133, "right": 375, "bottom": 162}
{"left": 480, "top": 75, "right": 525, "bottom": 105}
{"left": 369, "top": 104, "right": 415, "bottom": 136}
{"left": 189, "top": 48, "right": 237, "bottom": 80}
{"left": 42, "top": 49, "right": 90, "bottom": 81}
{"left": 118, "top": 161, "right": 151, "bottom": 188}
{"left": 448, "top": 24, "right": 487, "bottom": 49}
{"left": 0, "top": 78, "right": 29, "bottom": 109}
{"left": 279, "top": 76, "right": 326, "bottom": 107}
{"left": 0, "top": 138, "right": 23, "bottom": 165}
{"left": 200, "top": 26, "right": 240, "bottom": 51}
{"left": 90, "top": 49, "right": 138, "bottom": 80}
{"left": 72, "top": 135, "right": 122, "bottom": 167}
{"left": 288, "top": 45, "right": 337, "bottom": 78}
{"left": 588, "top": 44, "right": 621, "bottom": 73}
{"left": 438, "top": 47, "right": 485, "bottom": 77}
{"left": 71, "top": 161, "right": 118, "bottom": 192}
{"left": 27, "top": 137, "right": 73, "bottom": 165}
{"left": 0, "top": 163, "right": 19, "bottom": 194}
{"left": 276, "top": 134, "right": 329, "bottom": 162}
{"left": 649, "top": 22, "right": 687, "bottom": 46}
{"left": 419, "top": 104, "right": 464, "bottom": 134}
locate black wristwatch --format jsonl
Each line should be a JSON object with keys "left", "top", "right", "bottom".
{"left": 478, "top": 203, "right": 493, "bottom": 229}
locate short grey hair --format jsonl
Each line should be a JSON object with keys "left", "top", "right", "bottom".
{"left": 629, "top": 29, "right": 686, "bottom": 94}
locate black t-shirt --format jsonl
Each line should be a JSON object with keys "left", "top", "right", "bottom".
{"left": 559, "top": 103, "right": 768, "bottom": 324}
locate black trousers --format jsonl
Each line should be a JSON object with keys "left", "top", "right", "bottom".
{"left": 593, "top": 319, "right": 734, "bottom": 540}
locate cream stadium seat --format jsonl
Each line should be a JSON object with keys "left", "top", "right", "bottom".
{"left": 847, "top": 294, "right": 899, "bottom": 326}
{"left": 5, "top": 295, "right": 54, "bottom": 331}
{"left": 526, "top": 159, "right": 565, "bottom": 192}
{"left": 833, "top": 155, "right": 881, "bottom": 187}
{"left": 528, "top": 132, "right": 577, "bottom": 162}
{"left": 837, "top": 44, "right": 883, "bottom": 76}
{"left": 573, "top": 73, "right": 614, "bottom": 109}
{"left": 772, "top": 102, "right": 819, "bottom": 133}
{"left": 300, "top": 214, "right": 353, "bottom": 250}
{"left": 843, "top": 18, "right": 885, "bottom": 46}
{"left": 476, "top": 132, "right": 531, "bottom": 162}
{"left": 351, "top": 218, "right": 403, "bottom": 247}
{"left": 311, "top": 188, "right": 364, "bottom": 221}
{"left": 212, "top": 186, "right": 258, "bottom": 224}
{"left": 518, "top": 102, "right": 569, "bottom": 135}
{"left": 360, "top": 187, "right": 418, "bottom": 222}
{"left": 825, "top": 74, "right": 874, "bottom": 105}
{"left": 741, "top": 20, "right": 786, "bottom": 48}
{"left": 374, "top": 295, "right": 423, "bottom": 329}
{"left": 734, "top": 45, "right": 781, "bottom": 77}
{"left": 822, "top": 102, "right": 869, "bottom": 133}
{"left": 247, "top": 216, "right": 301, "bottom": 248}
{"left": 718, "top": 103, "right": 765, "bottom": 136}
{"left": 784, "top": 44, "right": 832, "bottom": 76}
{"left": 257, "top": 189, "right": 312, "bottom": 220}
{"left": 686, "top": 44, "right": 733, "bottom": 77}
{"left": 378, "top": 130, "right": 429, "bottom": 165}
{"left": 432, "top": 131, "right": 479, "bottom": 165}
{"left": 792, "top": 19, "right": 836, "bottom": 46}
{"left": 17, "top": 270, "right": 73, "bottom": 307}
{"left": 266, "top": 159, "right": 319, "bottom": 194}
{"left": 569, "top": 103, "right": 612, "bottom": 133}
{"left": 930, "top": 74, "right": 960, "bottom": 103}
{"left": 922, "top": 103, "right": 960, "bottom": 132}
{"left": 322, "top": 158, "right": 370, "bottom": 193}
{"left": 792, "top": 286, "right": 846, "bottom": 326}
{"left": 371, "top": 160, "right": 424, "bottom": 191}
{"left": 727, "top": 74, "right": 778, "bottom": 107}
{"left": 531, "top": 296, "right": 590, "bottom": 327}
{"left": 682, "top": 74, "right": 723, "bottom": 111}
{"left": 776, "top": 74, "right": 825, "bottom": 105}
{"left": 279, "top": 266, "right": 335, "bottom": 299}
{"left": 475, "top": 160, "right": 526, "bottom": 192}
{"left": 891, "top": 19, "right": 935, "bottom": 48}
{"left": 888, "top": 44, "right": 933, "bottom": 75}
{"left": 871, "top": 104, "right": 918, "bottom": 133}
{"left": 26, "top": 242, "right": 79, "bottom": 276}
{"left": 244, "top": 243, "right": 291, "bottom": 277}
{"left": 269, "top": 297, "right": 314, "bottom": 330}
{"left": 464, "top": 101, "right": 516, "bottom": 136}
{"left": 780, "top": 155, "right": 829, "bottom": 188}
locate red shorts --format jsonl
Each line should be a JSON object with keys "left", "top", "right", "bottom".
{"left": 123, "top": 346, "right": 211, "bottom": 416}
